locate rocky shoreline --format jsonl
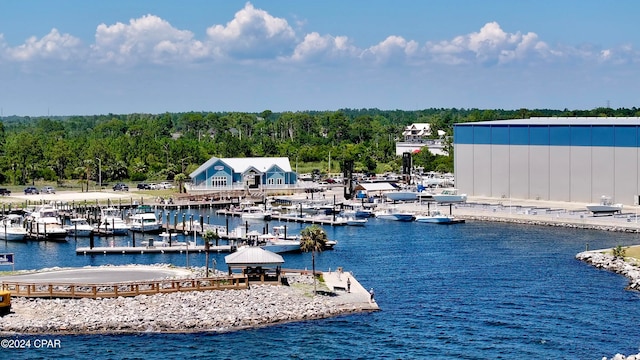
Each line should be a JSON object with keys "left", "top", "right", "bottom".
{"left": 0, "top": 270, "right": 372, "bottom": 335}
{"left": 458, "top": 214, "right": 640, "bottom": 233}
{"left": 576, "top": 250, "right": 640, "bottom": 360}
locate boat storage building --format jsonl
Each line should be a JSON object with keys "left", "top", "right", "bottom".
{"left": 453, "top": 117, "right": 640, "bottom": 205}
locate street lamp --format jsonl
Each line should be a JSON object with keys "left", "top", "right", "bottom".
{"left": 95, "top": 157, "right": 101, "bottom": 189}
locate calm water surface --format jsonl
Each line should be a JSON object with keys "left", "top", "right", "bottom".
{"left": 2, "top": 210, "right": 640, "bottom": 359}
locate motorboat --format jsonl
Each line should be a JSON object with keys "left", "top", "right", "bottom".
{"left": 432, "top": 188, "right": 467, "bottom": 203}
{"left": 415, "top": 210, "right": 459, "bottom": 224}
{"left": 240, "top": 206, "right": 272, "bottom": 221}
{"left": 64, "top": 218, "right": 94, "bottom": 237}
{"left": 346, "top": 217, "right": 368, "bottom": 226}
{"left": 586, "top": 196, "right": 623, "bottom": 215}
{"left": 0, "top": 214, "right": 27, "bottom": 241}
{"left": 245, "top": 231, "right": 300, "bottom": 254}
{"left": 25, "top": 205, "right": 68, "bottom": 240}
{"left": 129, "top": 210, "right": 163, "bottom": 233}
{"left": 385, "top": 191, "right": 418, "bottom": 202}
{"left": 98, "top": 207, "right": 130, "bottom": 235}
{"left": 374, "top": 207, "right": 415, "bottom": 222}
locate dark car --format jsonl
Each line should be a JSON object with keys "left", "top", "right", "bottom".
{"left": 137, "top": 183, "right": 151, "bottom": 190}
{"left": 113, "top": 183, "right": 129, "bottom": 191}
{"left": 24, "top": 186, "right": 39, "bottom": 195}
{"left": 0, "top": 188, "right": 11, "bottom": 196}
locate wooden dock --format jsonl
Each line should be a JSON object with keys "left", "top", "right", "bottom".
{"left": 215, "top": 209, "right": 347, "bottom": 226}
{"left": 76, "top": 244, "right": 235, "bottom": 255}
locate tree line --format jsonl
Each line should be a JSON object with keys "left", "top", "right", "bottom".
{"left": 0, "top": 106, "right": 637, "bottom": 186}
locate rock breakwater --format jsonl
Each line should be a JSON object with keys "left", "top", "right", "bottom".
{"left": 0, "top": 274, "right": 369, "bottom": 335}
{"left": 459, "top": 214, "right": 640, "bottom": 233}
{"left": 576, "top": 250, "right": 640, "bottom": 291}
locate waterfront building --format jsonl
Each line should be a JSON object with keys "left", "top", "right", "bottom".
{"left": 395, "top": 123, "right": 448, "bottom": 156}
{"left": 454, "top": 117, "right": 640, "bottom": 205}
{"left": 187, "top": 157, "right": 297, "bottom": 193}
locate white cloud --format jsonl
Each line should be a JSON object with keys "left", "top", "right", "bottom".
{"left": 287, "top": 32, "right": 358, "bottom": 62}
{"left": 5, "top": 29, "right": 83, "bottom": 62}
{"left": 205, "top": 2, "right": 296, "bottom": 59}
{"left": 425, "top": 21, "right": 553, "bottom": 65}
{"left": 361, "top": 36, "right": 420, "bottom": 64}
{"left": 91, "top": 14, "right": 207, "bottom": 65}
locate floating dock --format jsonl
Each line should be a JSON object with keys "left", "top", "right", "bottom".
{"left": 76, "top": 245, "right": 234, "bottom": 255}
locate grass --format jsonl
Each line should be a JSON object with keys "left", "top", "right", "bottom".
{"left": 622, "top": 246, "right": 640, "bottom": 260}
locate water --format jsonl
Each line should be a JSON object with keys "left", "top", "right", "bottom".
{"left": 3, "top": 211, "right": 640, "bottom": 359}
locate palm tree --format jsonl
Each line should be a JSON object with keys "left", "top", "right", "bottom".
{"left": 300, "top": 224, "right": 328, "bottom": 295}
{"left": 202, "top": 230, "right": 220, "bottom": 276}
{"left": 174, "top": 173, "right": 188, "bottom": 193}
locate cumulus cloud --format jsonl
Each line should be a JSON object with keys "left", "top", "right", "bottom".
{"left": 91, "top": 14, "right": 207, "bottom": 65}
{"left": 206, "top": 2, "right": 296, "bottom": 59}
{"left": 425, "top": 21, "right": 554, "bottom": 65}
{"left": 360, "top": 35, "right": 420, "bottom": 64}
{"left": 5, "top": 29, "right": 83, "bottom": 62}
{"left": 286, "top": 32, "right": 358, "bottom": 62}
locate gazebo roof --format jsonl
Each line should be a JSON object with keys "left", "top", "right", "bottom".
{"left": 225, "top": 246, "right": 284, "bottom": 267}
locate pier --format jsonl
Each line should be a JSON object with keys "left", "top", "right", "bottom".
{"left": 76, "top": 244, "right": 235, "bottom": 255}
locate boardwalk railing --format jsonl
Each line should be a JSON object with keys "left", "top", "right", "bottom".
{"left": 1, "top": 275, "right": 249, "bottom": 299}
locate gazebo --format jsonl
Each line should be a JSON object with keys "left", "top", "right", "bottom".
{"left": 224, "top": 246, "right": 285, "bottom": 283}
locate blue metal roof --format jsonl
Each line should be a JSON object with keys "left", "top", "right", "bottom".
{"left": 458, "top": 117, "right": 640, "bottom": 126}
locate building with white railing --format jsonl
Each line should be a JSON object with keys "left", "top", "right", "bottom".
{"left": 186, "top": 157, "right": 298, "bottom": 193}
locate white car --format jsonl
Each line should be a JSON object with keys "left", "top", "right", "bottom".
{"left": 159, "top": 181, "right": 174, "bottom": 189}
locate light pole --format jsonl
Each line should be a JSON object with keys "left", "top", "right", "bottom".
{"left": 328, "top": 151, "right": 331, "bottom": 176}
{"left": 95, "top": 157, "right": 101, "bottom": 189}
{"left": 295, "top": 154, "right": 299, "bottom": 175}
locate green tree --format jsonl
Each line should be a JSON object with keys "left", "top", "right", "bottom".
{"left": 300, "top": 224, "right": 328, "bottom": 295}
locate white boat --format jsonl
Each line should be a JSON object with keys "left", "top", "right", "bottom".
{"left": 25, "top": 205, "right": 68, "bottom": 240}
{"left": 385, "top": 191, "right": 418, "bottom": 202}
{"left": 245, "top": 231, "right": 300, "bottom": 253}
{"left": 586, "top": 196, "right": 623, "bottom": 215}
{"left": 240, "top": 206, "right": 272, "bottom": 221}
{"left": 346, "top": 217, "right": 368, "bottom": 226}
{"left": 129, "top": 211, "right": 162, "bottom": 233}
{"left": 432, "top": 188, "right": 467, "bottom": 203}
{"left": 0, "top": 214, "right": 27, "bottom": 241}
{"left": 64, "top": 218, "right": 94, "bottom": 237}
{"left": 415, "top": 210, "right": 458, "bottom": 224}
{"left": 374, "top": 208, "right": 415, "bottom": 222}
{"left": 98, "top": 207, "right": 130, "bottom": 235}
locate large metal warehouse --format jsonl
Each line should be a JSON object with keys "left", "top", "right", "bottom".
{"left": 453, "top": 117, "right": 640, "bottom": 205}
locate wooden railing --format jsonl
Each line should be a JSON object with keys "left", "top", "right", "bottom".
{"left": 1, "top": 275, "right": 249, "bottom": 299}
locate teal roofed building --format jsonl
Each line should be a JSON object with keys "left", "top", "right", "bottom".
{"left": 187, "top": 157, "right": 297, "bottom": 193}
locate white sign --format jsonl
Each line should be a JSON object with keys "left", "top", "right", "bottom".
{"left": 0, "top": 253, "right": 14, "bottom": 265}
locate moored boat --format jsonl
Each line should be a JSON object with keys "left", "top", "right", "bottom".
{"left": 346, "top": 217, "right": 368, "bottom": 226}
{"left": 98, "top": 207, "right": 130, "bottom": 235}
{"left": 129, "top": 209, "right": 162, "bottom": 233}
{"left": 25, "top": 205, "right": 68, "bottom": 240}
{"left": 64, "top": 218, "right": 94, "bottom": 237}
{"left": 415, "top": 210, "right": 462, "bottom": 224}
{"left": 374, "top": 208, "right": 415, "bottom": 222}
{"left": 0, "top": 214, "right": 27, "bottom": 241}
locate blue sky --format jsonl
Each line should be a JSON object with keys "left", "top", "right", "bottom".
{"left": 0, "top": 1, "right": 638, "bottom": 116}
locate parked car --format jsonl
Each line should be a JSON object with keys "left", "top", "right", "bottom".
{"left": 159, "top": 181, "right": 174, "bottom": 189}
{"left": 0, "top": 188, "right": 11, "bottom": 196}
{"left": 137, "top": 183, "right": 151, "bottom": 190}
{"left": 112, "top": 183, "right": 129, "bottom": 191}
{"left": 24, "top": 186, "right": 39, "bottom": 195}
{"left": 40, "top": 186, "right": 56, "bottom": 194}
